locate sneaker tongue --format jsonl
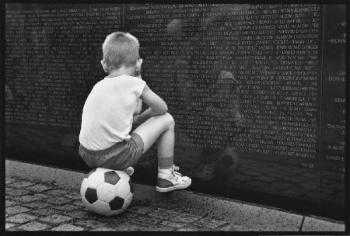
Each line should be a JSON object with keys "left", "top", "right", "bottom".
{"left": 173, "top": 170, "right": 182, "bottom": 177}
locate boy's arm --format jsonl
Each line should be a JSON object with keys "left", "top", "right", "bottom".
{"left": 133, "top": 85, "right": 168, "bottom": 127}
{"left": 141, "top": 84, "right": 168, "bottom": 115}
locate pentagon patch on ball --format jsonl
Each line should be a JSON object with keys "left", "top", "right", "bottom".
{"left": 80, "top": 167, "right": 133, "bottom": 216}
{"left": 104, "top": 171, "right": 120, "bottom": 185}
{"left": 109, "top": 196, "right": 124, "bottom": 210}
{"left": 85, "top": 187, "right": 98, "bottom": 204}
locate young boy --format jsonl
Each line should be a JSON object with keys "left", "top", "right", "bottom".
{"left": 78, "top": 32, "right": 191, "bottom": 192}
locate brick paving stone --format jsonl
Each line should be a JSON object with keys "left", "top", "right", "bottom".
{"left": 113, "top": 222, "right": 147, "bottom": 231}
{"left": 74, "top": 219, "right": 108, "bottom": 229}
{"left": 6, "top": 200, "right": 17, "bottom": 207}
{"left": 12, "top": 180, "right": 35, "bottom": 188}
{"left": 218, "top": 224, "right": 234, "bottom": 231}
{"left": 6, "top": 227, "right": 20, "bottom": 231}
{"left": 39, "top": 214, "right": 72, "bottom": 224}
{"left": 17, "top": 221, "right": 51, "bottom": 231}
{"left": 90, "top": 226, "right": 116, "bottom": 231}
{"left": 147, "top": 207, "right": 181, "bottom": 220}
{"left": 170, "top": 212, "right": 202, "bottom": 224}
{"left": 33, "top": 193, "right": 49, "bottom": 200}
{"left": 66, "top": 192, "right": 82, "bottom": 200}
{"left": 103, "top": 215, "right": 129, "bottom": 227}
{"left": 7, "top": 213, "right": 37, "bottom": 224}
{"left": 52, "top": 204, "right": 82, "bottom": 212}
{"left": 127, "top": 205, "right": 157, "bottom": 215}
{"left": 6, "top": 177, "right": 17, "bottom": 185}
{"left": 6, "top": 189, "right": 30, "bottom": 196}
{"left": 160, "top": 220, "right": 186, "bottom": 229}
{"left": 31, "top": 207, "right": 64, "bottom": 216}
{"left": 45, "top": 196, "right": 73, "bottom": 205}
{"left": 16, "top": 195, "right": 41, "bottom": 203}
{"left": 72, "top": 200, "right": 85, "bottom": 207}
{"left": 45, "top": 189, "right": 70, "bottom": 196}
{"left": 176, "top": 225, "right": 205, "bottom": 231}
{"left": 22, "top": 201, "right": 51, "bottom": 209}
{"left": 152, "top": 200, "right": 180, "bottom": 210}
{"left": 5, "top": 223, "right": 17, "bottom": 230}
{"left": 65, "top": 209, "right": 92, "bottom": 219}
{"left": 51, "top": 224, "right": 84, "bottom": 231}
{"left": 6, "top": 206, "right": 32, "bottom": 215}
{"left": 141, "top": 224, "right": 175, "bottom": 231}
{"left": 122, "top": 211, "right": 162, "bottom": 225}
{"left": 191, "top": 216, "right": 229, "bottom": 229}
{"left": 26, "top": 184, "right": 52, "bottom": 193}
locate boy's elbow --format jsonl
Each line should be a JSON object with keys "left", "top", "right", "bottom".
{"left": 155, "top": 102, "right": 168, "bottom": 115}
{"left": 158, "top": 102, "right": 168, "bottom": 114}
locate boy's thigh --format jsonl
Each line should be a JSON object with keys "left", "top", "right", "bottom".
{"left": 133, "top": 113, "right": 174, "bottom": 153}
{"left": 101, "top": 133, "right": 144, "bottom": 170}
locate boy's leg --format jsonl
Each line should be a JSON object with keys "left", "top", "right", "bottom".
{"left": 133, "top": 113, "right": 191, "bottom": 192}
{"left": 133, "top": 112, "right": 175, "bottom": 168}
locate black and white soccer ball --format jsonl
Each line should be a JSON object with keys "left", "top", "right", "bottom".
{"left": 80, "top": 168, "right": 133, "bottom": 216}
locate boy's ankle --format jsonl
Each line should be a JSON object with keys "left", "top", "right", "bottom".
{"left": 158, "top": 167, "right": 172, "bottom": 179}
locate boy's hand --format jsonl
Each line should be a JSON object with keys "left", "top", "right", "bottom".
{"left": 132, "top": 107, "right": 159, "bottom": 127}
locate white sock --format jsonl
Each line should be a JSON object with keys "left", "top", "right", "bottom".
{"left": 158, "top": 168, "right": 172, "bottom": 179}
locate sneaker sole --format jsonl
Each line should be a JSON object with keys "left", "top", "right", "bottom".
{"left": 155, "top": 182, "right": 191, "bottom": 193}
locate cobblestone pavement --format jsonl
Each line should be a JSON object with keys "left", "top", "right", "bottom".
{"left": 5, "top": 176, "right": 231, "bottom": 231}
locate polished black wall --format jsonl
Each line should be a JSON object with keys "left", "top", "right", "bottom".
{"left": 5, "top": 4, "right": 346, "bottom": 219}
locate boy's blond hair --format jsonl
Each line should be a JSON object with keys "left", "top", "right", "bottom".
{"left": 102, "top": 32, "right": 140, "bottom": 72}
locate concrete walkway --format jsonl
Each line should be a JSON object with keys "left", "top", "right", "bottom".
{"left": 6, "top": 175, "right": 233, "bottom": 231}
{"left": 5, "top": 160, "right": 345, "bottom": 232}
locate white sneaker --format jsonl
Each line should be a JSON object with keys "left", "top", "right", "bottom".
{"left": 156, "top": 165, "right": 191, "bottom": 192}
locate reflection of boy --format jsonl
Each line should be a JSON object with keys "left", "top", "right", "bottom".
{"left": 165, "top": 16, "right": 245, "bottom": 182}
{"left": 78, "top": 32, "right": 191, "bottom": 192}
{"left": 193, "top": 70, "right": 244, "bottom": 181}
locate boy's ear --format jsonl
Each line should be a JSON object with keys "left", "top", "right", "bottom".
{"left": 136, "top": 58, "right": 143, "bottom": 69}
{"left": 101, "top": 60, "right": 108, "bottom": 72}
{"left": 135, "top": 58, "right": 143, "bottom": 76}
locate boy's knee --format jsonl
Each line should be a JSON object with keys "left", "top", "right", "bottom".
{"left": 162, "top": 112, "right": 175, "bottom": 127}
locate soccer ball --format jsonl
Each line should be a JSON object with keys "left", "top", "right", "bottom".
{"left": 80, "top": 168, "right": 134, "bottom": 216}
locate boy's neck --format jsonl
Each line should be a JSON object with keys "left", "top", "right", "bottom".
{"left": 107, "top": 66, "right": 136, "bottom": 78}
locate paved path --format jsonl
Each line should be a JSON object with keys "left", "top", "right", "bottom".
{"left": 5, "top": 170, "right": 345, "bottom": 232}
{"left": 5, "top": 176, "right": 232, "bottom": 231}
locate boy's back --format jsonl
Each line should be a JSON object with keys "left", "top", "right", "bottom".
{"left": 79, "top": 74, "right": 146, "bottom": 151}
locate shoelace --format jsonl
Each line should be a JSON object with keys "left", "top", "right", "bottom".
{"left": 171, "top": 165, "right": 184, "bottom": 182}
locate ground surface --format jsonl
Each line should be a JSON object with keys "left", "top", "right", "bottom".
{"left": 5, "top": 176, "right": 233, "bottom": 231}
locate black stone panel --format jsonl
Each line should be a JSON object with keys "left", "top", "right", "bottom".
{"left": 4, "top": 3, "right": 346, "bottom": 220}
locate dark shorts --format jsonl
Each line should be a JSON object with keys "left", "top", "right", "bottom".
{"left": 78, "top": 133, "right": 144, "bottom": 170}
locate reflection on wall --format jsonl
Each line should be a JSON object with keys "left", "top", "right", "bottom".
{"left": 5, "top": 4, "right": 346, "bottom": 219}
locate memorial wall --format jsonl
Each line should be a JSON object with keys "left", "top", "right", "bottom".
{"left": 5, "top": 4, "right": 346, "bottom": 219}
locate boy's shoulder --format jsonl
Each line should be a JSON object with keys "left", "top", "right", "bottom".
{"left": 100, "top": 74, "right": 145, "bottom": 87}
{"left": 119, "top": 74, "right": 145, "bottom": 84}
